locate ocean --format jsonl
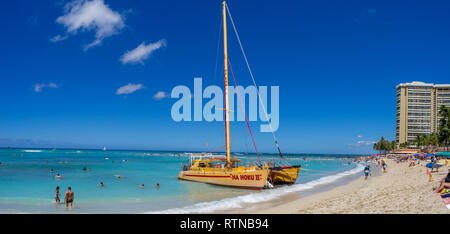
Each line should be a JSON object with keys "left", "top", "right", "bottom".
{"left": 0, "top": 148, "right": 364, "bottom": 213}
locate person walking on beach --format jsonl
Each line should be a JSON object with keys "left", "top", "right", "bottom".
{"left": 64, "top": 187, "right": 74, "bottom": 209}
{"left": 381, "top": 160, "right": 387, "bottom": 173}
{"left": 364, "top": 165, "right": 370, "bottom": 180}
{"left": 55, "top": 186, "right": 61, "bottom": 204}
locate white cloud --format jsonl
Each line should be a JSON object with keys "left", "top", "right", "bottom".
{"left": 348, "top": 140, "right": 376, "bottom": 147}
{"left": 357, "top": 134, "right": 363, "bottom": 138}
{"left": 153, "top": 91, "right": 168, "bottom": 100}
{"left": 34, "top": 82, "right": 58, "bottom": 92}
{"left": 55, "top": 0, "right": 125, "bottom": 50}
{"left": 116, "top": 83, "right": 144, "bottom": 95}
{"left": 120, "top": 40, "right": 166, "bottom": 65}
{"left": 50, "top": 34, "right": 69, "bottom": 42}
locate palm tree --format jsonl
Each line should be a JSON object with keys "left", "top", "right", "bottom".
{"left": 389, "top": 140, "right": 396, "bottom": 151}
{"left": 416, "top": 135, "right": 425, "bottom": 149}
{"left": 427, "top": 133, "right": 439, "bottom": 150}
{"left": 373, "top": 142, "right": 378, "bottom": 153}
{"left": 373, "top": 137, "right": 396, "bottom": 154}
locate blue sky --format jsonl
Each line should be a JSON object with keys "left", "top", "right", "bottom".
{"left": 1, "top": 0, "right": 450, "bottom": 154}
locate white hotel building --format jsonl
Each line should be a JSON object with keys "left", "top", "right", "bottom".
{"left": 396, "top": 81, "right": 450, "bottom": 145}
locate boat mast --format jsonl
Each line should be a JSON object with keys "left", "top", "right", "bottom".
{"left": 223, "top": 1, "right": 231, "bottom": 163}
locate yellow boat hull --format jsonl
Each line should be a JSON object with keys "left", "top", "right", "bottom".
{"left": 269, "top": 166, "right": 301, "bottom": 185}
{"left": 178, "top": 167, "right": 269, "bottom": 190}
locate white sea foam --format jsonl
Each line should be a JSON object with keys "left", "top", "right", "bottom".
{"left": 22, "top": 150, "right": 42, "bottom": 153}
{"left": 145, "top": 164, "right": 364, "bottom": 214}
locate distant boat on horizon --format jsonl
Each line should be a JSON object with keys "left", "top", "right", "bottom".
{"left": 102, "top": 146, "right": 107, "bottom": 151}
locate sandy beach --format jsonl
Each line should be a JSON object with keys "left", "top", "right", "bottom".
{"left": 253, "top": 159, "right": 449, "bottom": 214}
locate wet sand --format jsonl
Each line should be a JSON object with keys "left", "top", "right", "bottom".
{"left": 252, "top": 159, "right": 449, "bottom": 214}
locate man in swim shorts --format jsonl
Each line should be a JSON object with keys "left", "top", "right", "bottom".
{"left": 64, "top": 187, "right": 74, "bottom": 209}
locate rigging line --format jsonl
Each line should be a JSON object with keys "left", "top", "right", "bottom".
{"left": 225, "top": 3, "right": 284, "bottom": 158}
{"left": 228, "top": 59, "right": 261, "bottom": 164}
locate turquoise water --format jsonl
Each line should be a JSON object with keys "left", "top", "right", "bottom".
{"left": 0, "top": 148, "right": 362, "bottom": 213}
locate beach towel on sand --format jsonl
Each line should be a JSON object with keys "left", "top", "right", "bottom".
{"left": 444, "top": 198, "right": 450, "bottom": 204}
{"left": 443, "top": 198, "right": 450, "bottom": 209}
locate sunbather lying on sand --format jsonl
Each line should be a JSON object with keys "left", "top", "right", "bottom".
{"left": 435, "top": 168, "right": 450, "bottom": 193}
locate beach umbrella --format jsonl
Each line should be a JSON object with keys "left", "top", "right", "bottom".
{"left": 435, "top": 152, "right": 450, "bottom": 159}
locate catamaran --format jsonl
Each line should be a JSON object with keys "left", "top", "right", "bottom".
{"left": 178, "top": 1, "right": 301, "bottom": 189}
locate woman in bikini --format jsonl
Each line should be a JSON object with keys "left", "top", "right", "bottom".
{"left": 435, "top": 168, "right": 450, "bottom": 193}
{"left": 55, "top": 186, "right": 61, "bottom": 204}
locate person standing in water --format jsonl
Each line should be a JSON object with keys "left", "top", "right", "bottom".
{"left": 64, "top": 187, "right": 74, "bottom": 209}
{"left": 55, "top": 186, "right": 61, "bottom": 204}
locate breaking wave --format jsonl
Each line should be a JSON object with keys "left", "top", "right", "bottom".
{"left": 22, "top": 150, "right": 42, "bottom": 153}
{"left": 146, "top": 164, "right": 364, "bottom": 214}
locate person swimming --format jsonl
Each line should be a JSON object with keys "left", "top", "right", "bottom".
{"left": 156, "top": 183, "right": 159, "bottom": 189}
{"left": 140, "top": 184, "right": 145, "bottom": 189}
{"left": 100, "top": 182, "right": 104, "bottom": 187}
{"left": 55, "top": 173, "right": 64, "bottom": 180}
